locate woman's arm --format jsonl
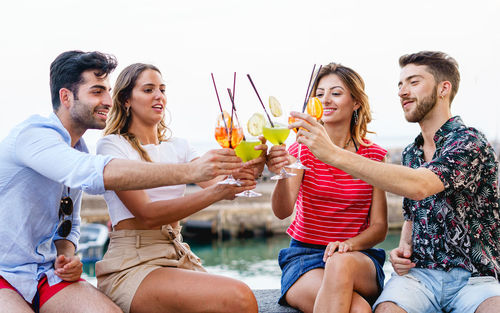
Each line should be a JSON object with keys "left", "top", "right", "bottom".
{"left": 324, "top": 186, "right": 388, "bottom": 259}
{"left": 268, "top": 145, "right": 304, "bottom": 219}
{"left": 115, "top": 181, "right": 255, "bottom": 229}
{"left": 344, "top": 186, "right": 388, "bottom": 250}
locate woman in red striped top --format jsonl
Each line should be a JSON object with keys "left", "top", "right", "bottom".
{"left": 267, "top": 63, "right": 388, "bottom": 313}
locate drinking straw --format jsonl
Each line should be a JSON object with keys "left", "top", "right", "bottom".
{"left": 246, "top": 74, "right": 275, "bottom": 128}
{"left": 210, "top": 73, "right": 229, "bottom": 132}
{"left": 230, "top": 73, "right": 236, "bottom": 130}
{"left": 301, "top": 65, "right": 323, "bottom": 113}
{"left": 232, "top": 71, "right": 236, "bottom": 103}
{"left": 227, "top": 88, "right": 246, "bottom": 141}
{"left": 301, "top": 64, "right": 316, "bottom": 112}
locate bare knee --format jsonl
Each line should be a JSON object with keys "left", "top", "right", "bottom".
{"left": 325, "top": 253, "right": 356, "bottom": 281}
{"left": 225, "top": 282, "right": 257, "bottom": 313}
{"left": 476, "top": 296, "right": 500, "bottom": 313}
{"left": 374, "top": 301, "right": 407, "bottom": 313}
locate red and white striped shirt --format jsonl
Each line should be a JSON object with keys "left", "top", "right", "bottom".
{"left": 287, "top": 141, "right": 387, "bottom": 246}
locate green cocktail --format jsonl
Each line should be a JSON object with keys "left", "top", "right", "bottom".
{"left": 234, "top": 139, "right": 263, "bottom": 198}
{"left": 235, "top": 140, "right": 262, "bottom": 162}
{"left": 262, "top": 123, "right": 295, "bottom": 180}
{"left": 262, "top": 124, "right": 290, "bottom": 145}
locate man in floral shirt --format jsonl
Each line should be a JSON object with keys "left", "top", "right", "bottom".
{"left": 401, "top": 116, "right": 500, "bottom": 278}
{"left": 289, "top": 51, "right": 500, "bottom": 313}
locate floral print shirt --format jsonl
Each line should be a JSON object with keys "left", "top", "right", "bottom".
{"left": 402, "top": 116, "right": 500, "bottom": 278}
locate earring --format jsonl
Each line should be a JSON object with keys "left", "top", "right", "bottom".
{"left": 353, "top": 110, "right": 359, "bottom": 125}
{"left": 126, "top": 106, "right": 130, "bottom": 117}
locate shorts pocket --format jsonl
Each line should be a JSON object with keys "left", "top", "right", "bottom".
{"left": 468, "top": 276, "right": 498, "bottom": 285}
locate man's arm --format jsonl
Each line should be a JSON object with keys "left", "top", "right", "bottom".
{"left": 103, "top": 149, "right": 243, "bottom": 191}
{"left": 16, "top": 127, "right": 243, "bottom": 192}
{"left": 289, "top": 112, "right": 444, "bottom": 200}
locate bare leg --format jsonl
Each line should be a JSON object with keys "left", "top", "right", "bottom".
{"left": 350, "top": 291, "right": 372, "bottom": 313}
{"left": 40, "top": 280, "right": 122, "bottom": 313}
{"left": 476, "top": 296, "right": 500, "bottom": 313}
{"left": 314, "top": 252, "right": 379, "bottom": 313}
{"left": 285, "top": 268, "right": 324, "bottom": 313}
{"left": 129, "top": 267, "right": 257, "bottom": 313}
{"left": 0, "top": 288, "right": 34, "bottom": 313}
{"left": 374, "top": 302, "right": 407, "bottom": 313}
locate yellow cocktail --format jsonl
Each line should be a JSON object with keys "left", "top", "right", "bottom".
{"left": 235, "top": 139, "right": 262, "bottom": 162}
{"left": 262, "top": 124, "right": 290, "bottom": 145}
{"left": 234, "top": 139, "right": 263, "bottom": 197}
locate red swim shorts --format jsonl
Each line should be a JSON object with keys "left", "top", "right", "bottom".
{"left": 0, "top": 275, "right": 84, "bottom": 309}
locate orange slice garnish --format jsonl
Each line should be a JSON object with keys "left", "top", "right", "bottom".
{"left": 306, "top": 97, "right": 323, "bottom": 120}
{"left": 217, "top": 110, "right": 232, "bottom": 128}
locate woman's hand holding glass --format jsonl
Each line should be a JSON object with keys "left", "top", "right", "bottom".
{"left": 287, "top": 97, "right": 323, "bottom": 170}
{"left": 261, "top": 97, "right": 296, "bottom": 180}
{"left": 266, "top": 145, "right": 294, "bottom": 175}
{"left": 233, "top": 135, "right": 268, "bottom": 197}
{"left": 237, "top": 135, "right": 267, "bottom": 177}
{"left": 211, "top": 169, "right": 257, "bottom": 200}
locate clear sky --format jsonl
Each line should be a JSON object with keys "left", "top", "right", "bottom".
{"left": 1, "top": 0, "right": 499, "bottom": 153}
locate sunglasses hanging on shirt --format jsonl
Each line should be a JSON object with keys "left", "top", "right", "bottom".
{"left": 57, "top": 187, "right": 73, "bottom": 237}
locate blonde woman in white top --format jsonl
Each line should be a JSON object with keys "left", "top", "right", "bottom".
{"left": 96, "top": 63, "right": 265, "bottom": 313}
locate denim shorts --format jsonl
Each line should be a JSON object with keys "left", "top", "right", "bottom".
{"left": 278, "top": 238, "right": 386, "bottom": 305}
{"left": 373, "top": 267, "right": 500, "bottom": 313}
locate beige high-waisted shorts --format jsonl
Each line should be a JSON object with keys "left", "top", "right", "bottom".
{"left": 96, "top": 225, "right": 206, "bottom": 313}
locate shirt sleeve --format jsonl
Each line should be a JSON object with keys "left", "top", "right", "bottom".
{"left": 15, "top": 126, "right": 113, "bottom": 195}
{"left": 96, "top": 135, "right": 131, "bottom": 159}
{"left": 422, "top": 131, "right": 484, "bottom": 193}
{"left": 181, "top": 138, "right": 199, "bottom": 162}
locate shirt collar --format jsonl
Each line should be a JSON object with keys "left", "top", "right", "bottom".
{"left": 48, "top": 112, "right": 87, "bottom": 151}
{"left": 412, "top": 116, "right": 464, "bottom": 148}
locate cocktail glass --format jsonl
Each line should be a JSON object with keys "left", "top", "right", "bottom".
{"left": 214, "top": 113, "right": 244, "bottom": 185}
{"left": 263, "top": 122, "right": 296, "bottom": 180}
{"left": 287, "top": 97, "right": 323, "bottom": 170}
{"left": 234, "top": 138, "right": 263, "bottom": 197}
{"left": 286, "top": 116, "right": 310, "bottom": 170}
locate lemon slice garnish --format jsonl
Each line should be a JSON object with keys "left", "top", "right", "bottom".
{"left": 247, "top": 113, "right": 266, "bottom": 136}
{"left": 269, "top": 96, "right": 283, "bottom": 117}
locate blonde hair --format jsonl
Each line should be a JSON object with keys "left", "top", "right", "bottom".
{"left": 104, "top": 63, "right": 171, "bottom": 162}
{"left": 311, "top": 63, "right": 374, "bottom": 147}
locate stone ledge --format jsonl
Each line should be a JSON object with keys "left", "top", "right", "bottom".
{"left": 254, "top": 289, "right": 301, "bottom": 313}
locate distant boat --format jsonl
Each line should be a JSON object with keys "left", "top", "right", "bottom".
{"left": 78, "top": 223, "right": 109, "bottom": 263}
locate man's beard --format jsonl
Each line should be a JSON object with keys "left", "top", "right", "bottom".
{"left": 70, "top": 100, "right": 106, "bottom": 131}
{"left": 405, "top": 85, "right": 438, "bottom": 123}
